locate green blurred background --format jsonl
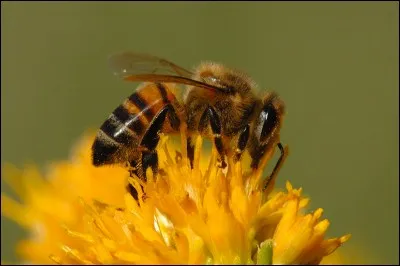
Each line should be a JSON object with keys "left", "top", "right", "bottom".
{"left": 1, "top": 2, "right": 398, "bottom": 264}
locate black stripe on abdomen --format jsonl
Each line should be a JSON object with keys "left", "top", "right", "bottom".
{"left": 156, "top": 83, "right": 169, "bottom": 104}
{"left": 113, "top": 105, "right": 131, "bottom": 123}
{"left": 128, "top": 92, "right": 154, "bottom": 121}
{"left": 100, "top": 116, "right": 132, "bottom": 145}
{"left": 113, "top": 105, "right": 145, "bottom": 136}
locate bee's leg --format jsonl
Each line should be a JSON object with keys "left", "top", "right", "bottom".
{"left": 233, "top": 125, "right": 250, "bottom": 162}
{"left": 199, "top": 106, "right": 227, "bottom": 168}
{"left": 128, "top": 159, "right": 143, "bottom": 179}
{"left": 263, "top": 142, "right": 288, "bottom": 190}
{"left": 126, "top": 104, "right": 178, "bottom": 201}
{"left": 126, "top": 181, "right": 141, "bottom": 201}
{"left": 187, "top": 136, "right": 195, "bottom": 169}
{"left": 250, "top": 144, "right": 267, "bottom": 170}
{"left": 126, "top": 159, "right": 144, "bottom": 201}
{"left": 139, "top": 104, "right": 173, "bottom": 176}
{"left": 155, "top": 83, "right": 181, "bottom": 131}
{"left": 141, "top": 151, "right": 159, "bottom": 178}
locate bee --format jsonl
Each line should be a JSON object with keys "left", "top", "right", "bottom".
{"left": 92, "top": 52, "right": 287, "bottom": 197}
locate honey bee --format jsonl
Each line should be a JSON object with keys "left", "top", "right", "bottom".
{"left": 92, "top": 52, "right": 287, "bottom": 197}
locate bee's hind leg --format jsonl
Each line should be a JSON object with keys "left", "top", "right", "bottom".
{"left": 126, "top": 104, "right": 179, "bottom": 200}
{"left": 140, "top": 104, "right": 179, "bottom": 176}
{"left": 125, "top": 152, "right": 159, "bottom": 201}
{"left": 126, "top": 159, "right": 144, "bottom": 201}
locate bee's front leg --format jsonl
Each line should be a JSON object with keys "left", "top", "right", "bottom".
{"left": 233, "top": 124, "right": 250, "bottom": 162}
{"left": 262, "top": 142, "right": 288, "bottom": 190}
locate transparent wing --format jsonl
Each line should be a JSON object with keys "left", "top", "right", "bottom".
{"left": 108, "top": 52, "right": 194, "bottom": 78}
{"left": 122, "top": 74, "right": 232, "bottom": 94}
{"left": 108, "top": 52, "right": 233, "bottom": 94}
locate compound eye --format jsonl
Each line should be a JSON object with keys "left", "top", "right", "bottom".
{"left": 259, "top": 105, "right": 278, "bottom": 143}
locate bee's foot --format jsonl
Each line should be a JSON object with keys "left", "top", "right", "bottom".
{"left": 216, "top": 158, "right": 227, "bottom": 169}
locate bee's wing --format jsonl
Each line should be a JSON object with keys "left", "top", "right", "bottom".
{"left": 109, "top": 52, "right": 194, "bottom": 78}
{"left": 109, "top": 52, "right": 233, "bottom": 94}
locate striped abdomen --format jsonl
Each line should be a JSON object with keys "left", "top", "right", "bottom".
{"left": 92, "top": 82, "right": 178, "bottom": 166}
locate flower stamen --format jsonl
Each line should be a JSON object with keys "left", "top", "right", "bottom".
{"left": 1, "top": 132, "right": 351, "bottom": 265}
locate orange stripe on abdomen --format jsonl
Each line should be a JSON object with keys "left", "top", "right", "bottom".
{"left": 131, "top": 83, "right": 172, "bottom": 119}
{"left": 119, "top": 83, "right": 178, "bottom": 140}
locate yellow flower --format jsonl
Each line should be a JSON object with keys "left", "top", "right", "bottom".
{"left": 1, "top": 131, "right": 350, "bottom": 264}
